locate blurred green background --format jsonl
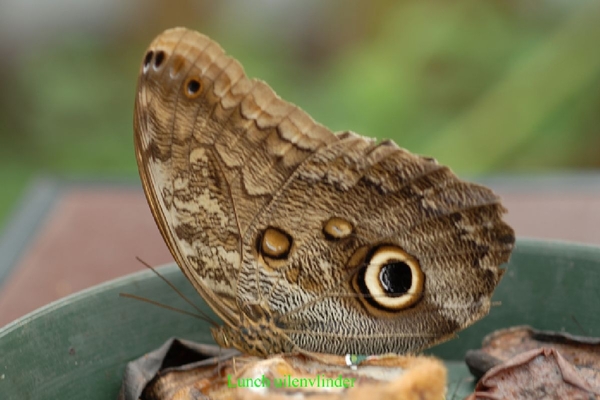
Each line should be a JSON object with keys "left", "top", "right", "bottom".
{"left": 1, "top": 0, "right": 599, "bottom": 228}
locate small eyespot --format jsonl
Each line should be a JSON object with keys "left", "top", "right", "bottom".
{"left": 353, "top": 245, "right": 424, "bottom": 311}
{"left": 258, "top": 227, "right": 292, "bottom": 260}
{"left": 169, "top": 55, "right": 186, "bottom": 78}
{"left": 323, "top": 217, "right": 353, "bottom": 241}
{"left": 185, "top": 78, "right": 202, "bottom": 99}
{"left": 154, "top": 50, "right": 165, "bottom": 69}
{"left": 143, "top": 51, "right": 154, "bottom": 70}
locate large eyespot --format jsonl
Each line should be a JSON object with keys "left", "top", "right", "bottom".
{"left": 184, "top": 77, "right": 203, "bottom": 99}
{"left": 353, "top": 245, "right": 424, "bottom": 311}
{"left": 323, "top": 217, "right": 353, "bottom": 240}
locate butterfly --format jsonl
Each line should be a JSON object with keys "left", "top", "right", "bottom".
{"left": 133, "top": 27, "right": 515, "bottom": 357}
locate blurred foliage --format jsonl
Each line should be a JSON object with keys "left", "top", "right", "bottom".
{"left": 0, "top": 0, "right": 599, "bottom": 227}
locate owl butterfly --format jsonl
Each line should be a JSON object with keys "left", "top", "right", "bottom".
{"left": 134, "top": 27, "right": 515, "bottom": 357}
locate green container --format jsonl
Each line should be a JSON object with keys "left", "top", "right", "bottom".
{"left": 1, "top": 238, "right": 599, "bottom": 399}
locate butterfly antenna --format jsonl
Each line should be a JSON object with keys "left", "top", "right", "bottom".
{"left": 119, "top": 293, "right": 206, "bottom": 320}
{"left": 134, "top": 256, "right": 219, "bottom": 326}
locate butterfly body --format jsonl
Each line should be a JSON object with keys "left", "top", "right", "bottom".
{"left": 134, "top": 27, "right": 515, "bottom": 356}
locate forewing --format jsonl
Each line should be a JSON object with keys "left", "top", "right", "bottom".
{"left": 134, "top": 28, "right": 337, "bottom": 326}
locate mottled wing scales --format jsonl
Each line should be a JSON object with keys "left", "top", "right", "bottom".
{"left": 237, "top": 134, "right": 514, "bottom": 354}
{"left": 134, "top": 28, "right": 338, "bottom": 324}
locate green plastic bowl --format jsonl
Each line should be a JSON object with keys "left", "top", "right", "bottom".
{"left": 1, "top": 238, "right": 599, "bottom": 399}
